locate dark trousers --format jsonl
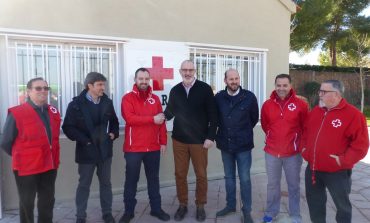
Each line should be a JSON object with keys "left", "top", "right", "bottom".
{"left": 14, "top": 169, "right": 57, "bottom": 223}
{"left": 305, "top": 166, "right": 352, "bottom": 223}
{"left": 124, "top": 151, "right": 161, "bottom": 214}
{"left": 76, "top": 158, "right": 113, "bottom": 219}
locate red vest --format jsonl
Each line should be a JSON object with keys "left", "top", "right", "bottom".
{"left": 9, "top": 103, "right": 61, "bottom": 176}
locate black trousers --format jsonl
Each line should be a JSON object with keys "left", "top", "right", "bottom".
{"left": 124, "top": 151, "right": 161, "bottom": 214}
{"left": 14, "top": 169, "right": 57, "bottom": 223}
{"left": 305, "top": 166, "right": 352, "bottom": 223}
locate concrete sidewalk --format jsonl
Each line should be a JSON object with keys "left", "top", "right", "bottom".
{"left": 1, "top": 161, "right": 370, "bottom": 223}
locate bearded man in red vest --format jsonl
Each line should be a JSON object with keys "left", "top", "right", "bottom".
{"left": 0, "top": 77, "right": 61, "bottom": 223}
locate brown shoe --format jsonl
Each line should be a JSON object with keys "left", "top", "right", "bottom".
{"left": 174, "top": 205, "right": 188, "bottom": 221}
{"left": 196, "top": 207, "right": 206, "bottom": 222}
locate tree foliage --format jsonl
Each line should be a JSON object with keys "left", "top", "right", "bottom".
{"left": 291, "top": 0, "right": 369, "bottom": 66}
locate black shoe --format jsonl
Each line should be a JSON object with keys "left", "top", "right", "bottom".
{"left": 76, "top": 219, "right": 86, "bottom": 223}
{"left": 150, "top": 209, "right": 170, "bottom": 221}
{"left": 243, "top": 212, "right": 254, "bottom": 223}
{"left": 216, "top": 207, "right": 236, "bottom": 217}
{"left": 196, "top": 207, "right": 206, "bottom": 222}
{"left": 174, "top": 205, "right": 188, "bottom": 221}
{"left": 103, "top": 213, "right": 116, "bottom": 223}
{"left": 118, "top": 213, "right": 134, "bottom": 223}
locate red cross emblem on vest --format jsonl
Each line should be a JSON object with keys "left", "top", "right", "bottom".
{"left": 146, "top": 56, "right": 174, "bottom": 91}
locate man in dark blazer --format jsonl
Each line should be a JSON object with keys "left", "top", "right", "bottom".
{"left": 62, "top": 72, "right": 119, "bottom": 223}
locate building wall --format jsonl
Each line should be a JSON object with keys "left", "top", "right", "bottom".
{"left": 0, "top": 0, "right": 293, "bottom": 209}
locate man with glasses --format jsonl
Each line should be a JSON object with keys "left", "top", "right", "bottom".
{"left": 0, "top": 77, "right": 61, "bottom": 223}
{"left": 301, "top": 80, "right": 369, "bottom": 223}
{"left": 62, "top": 72, "right": 119, "bottom": 223}
{"left": 261, "top": 74, "right": 308, "bottom": 223}
{"left": 164, "top": 60, "right": 218, "bottom": 222}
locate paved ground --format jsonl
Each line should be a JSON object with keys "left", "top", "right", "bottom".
{"left": 1, "top": 159, "right": 370, "bottom": 223}
{"left": 2, "top": 129, "right": 370, "bottom": 223}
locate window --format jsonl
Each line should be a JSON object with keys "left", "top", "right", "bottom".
{"left": 5, "top": 38, "right": 117, "bottom": 119}
{"left": 190, "top": 46, "right": 267, "bottom": 110}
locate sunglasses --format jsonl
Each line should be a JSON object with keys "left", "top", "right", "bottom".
{"left": 32, "top": 86, "right": 51, "bottom": 91}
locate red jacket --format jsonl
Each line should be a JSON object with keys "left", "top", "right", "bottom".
{"left": 301, "top": 99, "right": 369, "bottom": 172}
{"left": 9, "top": 103, "right": 61, "bottom": 176}
{"left": 121, "top": 85, "right": 167, "bottom": 152}
{"left": 261, "top": 89, "right": 308, "bottom": 157}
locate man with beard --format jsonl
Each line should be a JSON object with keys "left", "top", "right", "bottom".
{"left": 119, "top": 68, "right": 170, "bottom": 223}
{"left": 164, "top": 60, "right": 218, "bottom": 222}
{"left": 301, "top": 80, "right": 369, "bottom": 223}
{"left": 62, "top": 72, "right": 119, "bottom": 223}
{"left": 214, "top": 69, "right": 258, "bottom": 223}
{"left": 261, "top": 74, "right": 308, "bottom": 223}
{"left": 0, "top": 77, "right": 61, "bottom": 223}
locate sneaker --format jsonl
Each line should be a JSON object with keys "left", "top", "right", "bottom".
{"left": 174, "top": 205, "right": 188, "bottom": 221}
{"left": 103, "top": 213, "right": 116, "bottom": 223}
{"left": 216, "top": 207, "right": 236, "bottom": 217}
{"left": 243, "top": 212, "right": 254, "bottom": 223}
{"left": 262, "top": 215, "right": 273, "bottom": 223}
{"left": 118, "top": 213, "right": 134, "bottom": 223}
{"left": 196, "top": 207, "right": 206, "bottom": 222}
{"left": 150, "top": 209, "right": 170, "bottom": 221}
{"left": 76, "top": 219, "right": 86, "bottom": 223}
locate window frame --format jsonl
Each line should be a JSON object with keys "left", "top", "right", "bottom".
{"left": 188, "top": 44, "right": 268, "bottom": 112}
{"left": 0, "top": 32, "right": 126, "bottom": 131}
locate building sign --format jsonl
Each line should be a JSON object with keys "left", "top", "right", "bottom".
{"left": 123, "top": 39, "right": 189, "bottom": 130}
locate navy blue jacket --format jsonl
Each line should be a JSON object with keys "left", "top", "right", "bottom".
{"left": 215, "top": 87, "right": 259, "bottom": 153}
{"left": 62, "top": 90, "right": 119, "bottom": 164}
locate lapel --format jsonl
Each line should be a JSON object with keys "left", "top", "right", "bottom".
{"left": 79, "top": 96, "right": 95, "bottom": 136}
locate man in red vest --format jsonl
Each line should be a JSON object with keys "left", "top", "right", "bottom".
{"left": 0, "top": 77, "right": 61, "bottom": 223}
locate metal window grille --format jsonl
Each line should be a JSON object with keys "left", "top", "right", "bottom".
{"left": 190, "top": 48, "right": 266, "bottom": 110}
{"left": 6, "top": 40, "right": 116, "bottom": 119}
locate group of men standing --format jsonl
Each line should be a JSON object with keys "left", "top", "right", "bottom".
{"left": 0, "top": 59, "right": 368, "bottom": 223}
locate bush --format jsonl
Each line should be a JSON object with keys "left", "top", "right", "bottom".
{"left": 303, "top": 81, "right": 320, "bottom": 108}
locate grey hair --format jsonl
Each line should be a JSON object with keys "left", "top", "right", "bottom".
{"left": 323, "top": 80, "right": 345, "bottom": 95}
{"left": 27, "top": 77, "right": 47, "bottom": 89}
{"left": 180, "top": 60, "right": 197, "bottom": 69}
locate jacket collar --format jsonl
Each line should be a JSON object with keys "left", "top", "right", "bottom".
{"left": 320, "top": 98, "right": 347, "bottom": 111}
{"left": 270, "top": 88, "right": 296, "bottom": 101}
{"left": 132, "top": 84, "right": 153, "bottom": 100}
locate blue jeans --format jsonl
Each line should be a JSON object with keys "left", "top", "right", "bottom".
{"left": 124, "top": 151, "right": 161, "bottom": 214}
{"left": 76, "top": 158, "right": 112, "bottom": 219}
{"left": 221, "top": 150, "right": 252, "bottom": 213}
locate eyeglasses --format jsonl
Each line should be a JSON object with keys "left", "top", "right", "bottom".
{"left": 32, "top": 86, "right": 50, "bottom": 91}
{"left": 318, "top": 90, "right": 337, "bottom": 95}
{"left": 180, "top": 69, "right": 195, "bottom": 73}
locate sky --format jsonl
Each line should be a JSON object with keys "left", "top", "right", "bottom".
{"left": 289, "top": 5, "right": 370, "bottom": 65}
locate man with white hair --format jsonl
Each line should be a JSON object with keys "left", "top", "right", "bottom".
{"left": 302, "top": 79, "right": 369, "bottom": 223}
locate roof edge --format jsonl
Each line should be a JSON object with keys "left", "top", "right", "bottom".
{"left": 278, "top": 0, "right": 297, "bottom": 14}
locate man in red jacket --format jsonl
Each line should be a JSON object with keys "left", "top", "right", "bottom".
{"left": 302, "top": 80, "right": 369, "bottom": 223}
{"left": 261, "top": 74, "right": 308, "bottom": 223}
{"left": 0, "top": 77, "right": 61, "bottom": 223}
{"left": 119, "top": 68, "right": 170, "bottom": 223}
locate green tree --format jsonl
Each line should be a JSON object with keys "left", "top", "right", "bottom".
{"left": 291, "top": 0, "right": 369, "bottom": 66}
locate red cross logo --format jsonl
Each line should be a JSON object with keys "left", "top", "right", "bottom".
{"left": 331, "top": 119, "right": 342, "bottom": 128}
{"left": 146, "top": 56, "right": 174, "bottom": 91}
{"left": 288, "top": 103, "right": 296, "bottom": 111}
